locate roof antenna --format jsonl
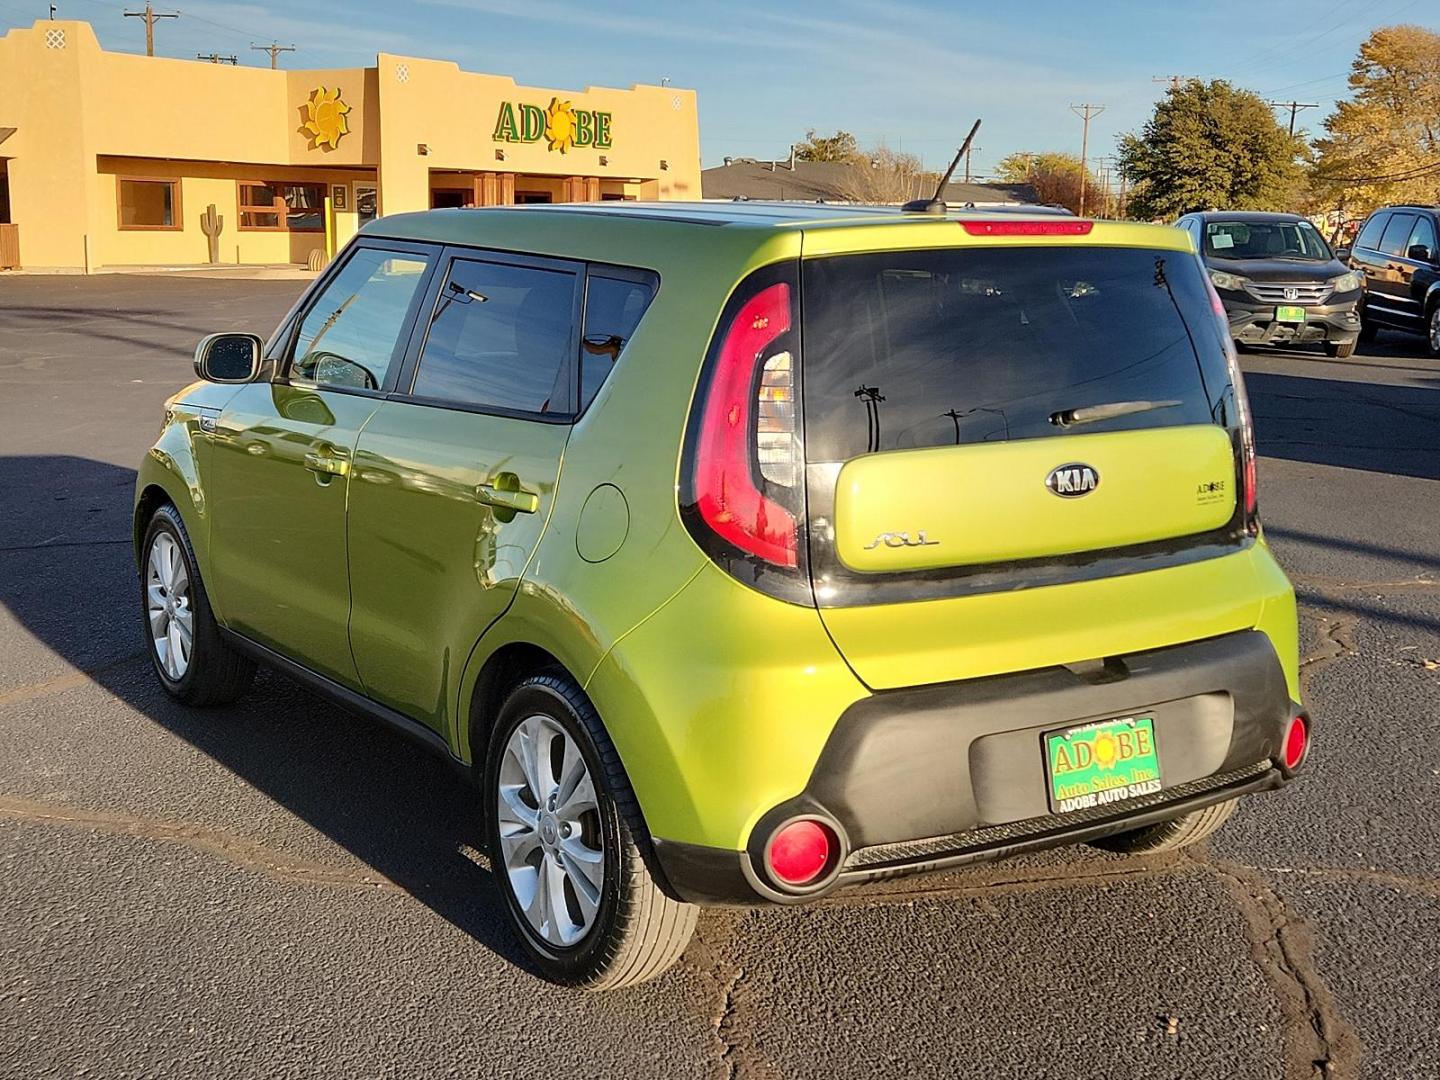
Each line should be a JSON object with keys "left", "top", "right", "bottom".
{"left": 903, "top": 118, "right": 981, "bottom": 213}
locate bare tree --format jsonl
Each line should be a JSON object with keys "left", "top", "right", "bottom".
{"left": 834, "top": 146, "right": 937, "bottom": 204}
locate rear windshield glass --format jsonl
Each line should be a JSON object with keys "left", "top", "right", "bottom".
{"left": 801, "top": 246, "right": 1227, "bottom": 462}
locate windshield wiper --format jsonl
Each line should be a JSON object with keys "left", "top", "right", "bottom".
{"left": 1050, "top": 399, "right": 1183, "bottom": 427}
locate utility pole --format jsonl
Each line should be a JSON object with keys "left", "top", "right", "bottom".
{"left": 1266, "top": 99, "right": 1318, "bottom": 137}
{"left": 964, "top": 143, "right": 980, "bottom": 184}
{"left": 1152, "top": 75, "right": 1191, "bottom": 92}
{"left": 250, "top": 41, "right": 296, "bottom": 69}
{"left": 196, "top": 52, "right": 238, "bottom": 64}
{"left": 1070, "top": 102, "right": 1105, "bottom": 216}
{"left": 1094, "top": 155, "right": 1113, "bottom": 218}
{"left": 124, "top": 2, "right": 178, "bottom": 57}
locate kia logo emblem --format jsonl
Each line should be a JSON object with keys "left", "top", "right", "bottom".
{"left": 1283, "top": 287, "right": 1300, "bottom": 301}
{"left": 1046, "top": 463, "right": 1100, "bottom": 497}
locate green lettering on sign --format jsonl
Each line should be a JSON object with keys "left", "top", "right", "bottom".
{"left": 574, "top": 109, "right": 594, "bottom": 147}
{"left": 493, "top": 102, "right": 519, "bottom": 142}
{"left": 594, "top": 111, "right": 612, "bottom": 150}
{"left": 520, "top": 104, "right": 545, "bottom": 142}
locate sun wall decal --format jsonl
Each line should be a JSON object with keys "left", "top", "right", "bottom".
{"left": 544, "top": 97, "right": 577, "bottom": 154}
{"left": 299, "top": 86, "right": 351, "bottom": 152}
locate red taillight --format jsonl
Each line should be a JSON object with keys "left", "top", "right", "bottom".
{"left": 960, "top": 219, "right": 1094, "bottom": 236}
{"left": 691, "top": 281, "right": 798, "bottom": 568}
{"left": 1283, "top": 715, "right": 1309, "bottom": 770}
{"left": 766, "top": 819, "right": 836, "bottom": 886}
{"left": 1208, "top": 271, "right": 1259, "bottom": 522}
{"left": 1243, "top": 447, "right": 1258, "bottom": 517}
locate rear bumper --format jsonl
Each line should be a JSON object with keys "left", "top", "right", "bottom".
{"left": 1223, "top": 296, "right": 1360, "bottom": 346}
{"left": 652, "top": 630, "right": 1306, "bottom": 906}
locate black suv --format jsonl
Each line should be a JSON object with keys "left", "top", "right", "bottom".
{"left": 1175, "top": 211, "right": 1362, "bottom": 358}
{"left": 1341, "top": 205, "right": 1440, "bottom": 356}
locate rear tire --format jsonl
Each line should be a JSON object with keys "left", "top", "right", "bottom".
{"left": 139, "top": 504, "right": 255, "bottom": 706}
{"left": 1088, "top": 798, "right": 1237, "bottom": 855}
{"left": 1427, "top": 303, "right": 1440, "bottom": 358}
{"left": 1324, "top": 340, "right": 1356, "bottom": 359}
{"left": 484, "top": 673, "right": 697, "bottom": 989}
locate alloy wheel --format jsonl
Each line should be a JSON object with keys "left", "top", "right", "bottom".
{"left": 145, "top": 532, "right": 193, "bottom": 681}
{"left": 1430, "top": 306, "right": 1440, "bottom": 354}
{"left": 496, "top": 714, "right": 605, "bottom": 947}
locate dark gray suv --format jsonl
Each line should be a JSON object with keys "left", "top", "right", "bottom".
{"left": 1175, "top": 211, "right": 1362, "bottom": 358}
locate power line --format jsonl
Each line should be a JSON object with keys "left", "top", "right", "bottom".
{"left": 1069, "top": 103, "right": 1105, "bottom": 217}
{"left": 1320, "top": 159, "right": 1440, "bottom": 185}
{"left": 123, "top": 1, "right": 177, "bottom": 56}
{"left": 250, "top": 40, "right": 295, "bottom": 69}
{"left": 195, "top": 51, "right": 236, "bottom": 63}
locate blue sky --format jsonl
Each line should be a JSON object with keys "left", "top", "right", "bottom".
{"left": 3, "top": 0, "right": 1436, "bottom": 173}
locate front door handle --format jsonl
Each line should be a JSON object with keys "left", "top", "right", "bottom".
{"left": 304, "top": 450, "right": 351, "bottom": 477}
{"left": 476, "top": 473, "right": 539, "bottom": 516}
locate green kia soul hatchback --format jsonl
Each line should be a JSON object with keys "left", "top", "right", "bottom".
{"left": 135, "top": 202, "right": 1309, "bottom": 988}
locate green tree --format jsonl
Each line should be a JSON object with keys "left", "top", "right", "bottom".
{"left": 1311, "top": 25, "right": 1440, "bottom": 214}
{"left": 794, "top": 129, "right": 860, "bottom": 162}
{"left": 1117, "top": 80, "right": 1304, "bottom": 220}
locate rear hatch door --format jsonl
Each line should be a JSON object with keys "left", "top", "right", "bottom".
{"left": 800, "top": 230, "right": 1252, "bottom": 689}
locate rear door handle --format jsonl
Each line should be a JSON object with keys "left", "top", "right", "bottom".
{"left": 476, "top": 473, "right": 539, "bottom": 515}
{"left": 304, "top": 450, "right": 351, "bottom": 477}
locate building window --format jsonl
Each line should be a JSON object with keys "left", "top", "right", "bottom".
{"left": 117, "top": 178, "right": 180, "bottom": 230}
{"left": 238, "top": 181, "right": 326, "bottom": 231}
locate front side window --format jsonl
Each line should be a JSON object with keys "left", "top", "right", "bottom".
{"left": 118, "top": 178, "right": 179, "bottom": 229}
{"left": 290, "top": 247, "right": 433, "bottom": 391}
{"left": 410, "top": 258, "right": 577, "bottom": 415}
{"left": 580, "top": 273, "right": 657, "bottom": 411}
{"left": 240, "top": 181, "right": 326, "bottom": 231}
{"left": 1204, "top": 220, "right": 1330, "bottom": 261}
{"left": 1406, "top": 215, "right": 1437, "bottom": 261}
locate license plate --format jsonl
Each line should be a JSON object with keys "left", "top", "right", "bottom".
{"left": 1045, "top": 716, "right": 1162, "bottom": 813}
{"left": 1275, "top": 305, "right": 1307, "bottom": 323}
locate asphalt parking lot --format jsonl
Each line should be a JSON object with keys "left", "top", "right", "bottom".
{"left": 1, "top": 273, "right": 1437, "bottom": 1080}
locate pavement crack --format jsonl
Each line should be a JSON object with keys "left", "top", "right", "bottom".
{"left": 1298, "top": 612, "right": 1358, "bottom": 700}
{"left": 1194, "top": 854, "right": 1362, "bottom": 1080}
{"left": 0, "top": 794, "right": 399, "bottom": 894}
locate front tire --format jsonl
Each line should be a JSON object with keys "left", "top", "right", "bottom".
{"left": 1428, "top": 303, "right": 1440, "bottom": 358}
{"left": 1088, "top": 798, "right": 1237, "bottom": 855}
{"left": 1324, "top": 340, "right": 1356, "bottom": 359}
{"left": 140, "top": 504, "right": 255, "bottom": 706}
{"left": 484, "top": 674, "right": 697, "bottom": 989}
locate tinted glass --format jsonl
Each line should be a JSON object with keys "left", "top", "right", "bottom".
{"left": 1204, "top": 219, "right": 1330, "bottom": 260}
{"left": 580, "top": 273, "right": 657, "bottom": 411}
{"left": 801, "top": 246, "right": 1225, "bottom": 462}
{"left": 1355, "top": 213, "right": 1388, "bottom": 251}
{"left": 291, "top": 247, "right": 432, "bottom": 390}
{"left": 119, "top": 180, "right": 175, "bottom": 227}
{"left": 1406, "top": 215, "right": 1437, "bottom": 260}
{"left": 1378, "top": 213, "right": 1417, "bottom": 257}
{"left": 412, "top": 258, "right": 576, "bottom": 414}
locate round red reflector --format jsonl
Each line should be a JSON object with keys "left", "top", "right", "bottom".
{"left": 1283, "top": 715, "right": 1308, "bottom": 769}
{"left": 767, "top": 820, "right": 835, "bottom": 886}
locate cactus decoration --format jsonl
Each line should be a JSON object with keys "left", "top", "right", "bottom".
{"left": 200, "top": 203, "right": 224, "bottom": 264}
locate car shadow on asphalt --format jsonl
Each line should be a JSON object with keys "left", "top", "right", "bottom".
{"left": 0, "top": 454, "right": 535, "bottom": 975}
{"left": 1244, "top": 368, "right": 1440, "bottom": 482}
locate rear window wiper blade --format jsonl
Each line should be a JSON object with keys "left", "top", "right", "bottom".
{"left": 1050, "top": 399, "right": 1183, "bottom": 427}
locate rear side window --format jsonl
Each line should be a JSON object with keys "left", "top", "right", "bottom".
{"left": 1355, "top": 213, "right": 1388, "bottom": 252}
{"left": 411, "top": 257, "right": 578, "bottom": 415}
{"left": 801, "top": 246, "right": 1225, "bottom": 462}
{"left": 1378, "top": 213, "right": 1417, "bottom": 257}
{"left": 580, "top": 272, "right": 657, "bottom": 412}
{"left": 291, "top": 247, "right": 433, "bottom": 391}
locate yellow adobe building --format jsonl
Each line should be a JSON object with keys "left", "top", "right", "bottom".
{"left": 0, "top": 19, "right": 701, "bottom": 271}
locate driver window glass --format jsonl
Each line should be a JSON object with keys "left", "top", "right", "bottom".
{"left": 1378, "top": 214, "right": 1417, "bottom": 258}
{"left": 1407, "top": 216, "right": 1437, "bottom": 260}
{"left": 291, "top": 247, "right": 433, "bottom": 390}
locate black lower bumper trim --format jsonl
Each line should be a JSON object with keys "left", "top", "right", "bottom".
{"left": 652, "top": 763, "right": 1285, "bottom": 905}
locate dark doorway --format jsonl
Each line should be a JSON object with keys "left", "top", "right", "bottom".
{"left": 0, "top": 160, "right": 11, "bottom": 224}
{"left": 515, "top": 191, "right": 552, "bottom": 204}
{"left": 430, "top": 188, "right": 472, "bottom": 209}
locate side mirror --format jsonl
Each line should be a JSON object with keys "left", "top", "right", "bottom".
{"left": 1407, "top": 244, "right": 1432, "bottom": 264}
{"left": 194, "top": 332, "right": 264, "bottom": 383}
{"left": 1334, "top": 247, "right": 1351, "bottom": 263}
